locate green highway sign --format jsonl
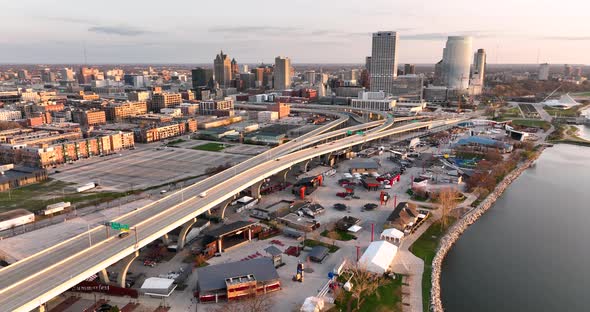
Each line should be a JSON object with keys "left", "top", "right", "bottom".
{"left": 110, "top": 222, "right": 130, "bottom": 231}
{"left": 346, "top": 130, "right": 353, "bottom": 135}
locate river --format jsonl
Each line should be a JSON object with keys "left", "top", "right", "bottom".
{"left": 441, "top": 144, "right": 590, "bottom": 311}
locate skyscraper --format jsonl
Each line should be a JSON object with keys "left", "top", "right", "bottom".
{"left": 274, "top": 56, "right": 291, "bottom": 90}
{"left": 231, "top": 58, "right": 239, "bottom": 76}
{"left": 441, "top": 36, "right": 473, "bottom": 90}
{"left": 192, "top": 67, "right": 213, "bottom": 89}
{"left": 214, "top": 51, "right": 232, "bottom": 87}
{"left": 369, "top": 31, "right": 399, "bottom": 94}
{"left": 472, "top": 49, "right": 486, "bottom": 85}
{"left": 404, "top": 64, "right": 416, "bottom": 75}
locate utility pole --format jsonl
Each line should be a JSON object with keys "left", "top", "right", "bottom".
{"left": 87, "top": 224, "right": 92, "bottom": 246}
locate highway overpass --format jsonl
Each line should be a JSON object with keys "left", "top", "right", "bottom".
{"left": 0, "top": 116, "right": 465, "bottom": 311}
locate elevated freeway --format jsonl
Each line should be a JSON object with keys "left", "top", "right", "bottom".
{"left": 0, "top": 113, "right": 466, "bottom": 311}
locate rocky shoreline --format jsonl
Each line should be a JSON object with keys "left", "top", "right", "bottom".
{"left": 429, "top": 148, "right": 544, "bottom": 312}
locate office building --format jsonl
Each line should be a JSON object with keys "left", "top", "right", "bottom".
{"left": 192, "top": 67, "right": 213, "bottom": 89}
{"left": 104, "top": 102, "right": 148, "bottom": 121}
{"left": 538, "top": 63, "right": 550, "bottom": 81}
{"left": 60, "top": 68, "right": 75, "bottom": 81}
{"left": 150, "top": 93, "right": 182, "bottom": 112}
{"left": 472, "top": 49, "right": 486, "bottom": 85}
{"left": 391, "top": 75, "right": 424, "bottom": 100}
{"left": 351, "top": 91, "right": 396, "bottom": 111}
{"left": 564, "top": 64, "right": 573, "bottom": 77}
{"left": 365, "top": 56, "right": 372, "bottom": 72}
{"left": 199, "top": 97, "right": 234, "bottom": 116}
{"left": 231, "top": 58, "right": 239, "bottom": 76}
{"left": 274, "top": 56, "right": 292, "bottom": 90}
{"left": 41, "top": 70, "right": 56, "bottom": 83}
{"left": 304, "top": 71, "right": 316, "bottom": 84}
{"left": 404, "top": 64, "right": 415, "bottom": 75}
{"left": 123, "top": 74, "right": 147, "bottom": 88}
{"left": 268, "top": 103, "right": 290, "bottom": 119}
{"left": 214, "top": 51, "right": 233, "bottom": 87}
{"left": 0, "top": 110, "right": 22, "bottom": 121}
{"left": 370, "top": 31, "right": 399, "bottom": 94}
{"left": 127, "top": 91, "right": 150, "bottom": 102}
{"left": 17, "top": 70, "right": 29, "bottom": 80}
{"left": 71, "top": 109, "right": 106, "bottom": 126}
{"left": 441, "top": 36, "right": 473, "bottom": 90}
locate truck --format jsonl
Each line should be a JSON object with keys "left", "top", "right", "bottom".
{"left": 39, "top": 202, "right": 71, "bottom": 215}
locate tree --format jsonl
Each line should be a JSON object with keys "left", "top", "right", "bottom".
{"left": 207, "top": 289, "right": 274, "bottom": 312}
{"left": 436, "top": 187, "right": 460, "bottom": 231}
{"left": 346, "top": 263, "right": 383, "bottom": 311}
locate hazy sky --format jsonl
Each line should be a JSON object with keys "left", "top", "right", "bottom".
{"left": 1, "top": 0, "right": 589, "bottom": 64}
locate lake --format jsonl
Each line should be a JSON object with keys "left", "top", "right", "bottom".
{"left": 441, "top": 144, "right": 590, "bottom": 311}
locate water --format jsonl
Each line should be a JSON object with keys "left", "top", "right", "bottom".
{"left": 441, "top": 144, "right": 590, "bottom": 311}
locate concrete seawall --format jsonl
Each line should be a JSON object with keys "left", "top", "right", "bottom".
{"left": 430, "top": 150, "right": 544, "bottom": 312}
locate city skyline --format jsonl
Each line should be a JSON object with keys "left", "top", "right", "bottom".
{"left": 1, "top": 0, "right": 589, "bottom": 64}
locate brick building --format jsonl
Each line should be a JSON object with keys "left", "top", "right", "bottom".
{"left": 268, "top": 102, "right": 290, "bottom": 119}
{"left": 104, "top": 101, "right": 148, "bottom": 121}
{"left": 150, "top": 93, "right": 182, "bottom": 112}
{"left": 72, "top": 109, "right": 106, "bottom": 126}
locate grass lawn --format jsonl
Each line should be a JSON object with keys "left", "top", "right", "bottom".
{"left": 321, "top": 229, "right": 356, "bottom": 241}
{"left": 511, "top": 119, "right": 551, "bottom": 131}
{"left": 303, "top": 239, "right": 340, "bottom": 253}
{"left": 0, "top": 179, "right": 126, "bottom": 213}
{"left": 191, "top": 142, "right": 228, "bottom": 152}
{"left": 166, "top": 139, "right": 186, "bottom": 146}
{"left": 573, "top": 92, "right": 590, "bottom": 97}
{"left": 499, "top": 107, "right": 522, "bottom": 118}
{"left": 543, "top": 105, "right": 580, "bottom": 117}
{"left": 410, "top": 217, "right": 454, "bottom": 312}
{"left": 330, "top": 277, "right": 403, "bottom": 312}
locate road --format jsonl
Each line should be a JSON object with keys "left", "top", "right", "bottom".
{"left": 0, "top": 116, "right": 464, "bottom": 311}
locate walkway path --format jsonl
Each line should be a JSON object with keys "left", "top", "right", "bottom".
{"left": 393, "top": 190, "right": 478, "bottom": 312}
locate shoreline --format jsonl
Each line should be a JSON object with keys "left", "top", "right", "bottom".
{"left": 429, "top": 147, "right": 545, "bottom": 312}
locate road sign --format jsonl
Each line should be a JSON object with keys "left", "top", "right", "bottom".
{"left": 346, "top": 130, "right": 353, "bottom": 135}
{"left": 110, "top": 222, "right": 130, "bottom": 231}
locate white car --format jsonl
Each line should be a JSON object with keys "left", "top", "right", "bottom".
{"left": 199, "top": 191, "right": 208, "bottom": 198}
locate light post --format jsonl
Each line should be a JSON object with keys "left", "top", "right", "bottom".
{"left": 87, "top": 224, "right": 92, "bottom": 247}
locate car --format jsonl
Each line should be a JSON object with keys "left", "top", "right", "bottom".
{"left": 275, "top": 158, "right": 280, "bottom": 161}
{"left": 160, "top": 190, "right": 167, "bottom": 194}
{"left": 199, "top": 191, "right": 207, "bottom": 198}
{"left": 118, "top": 232, "right": 130, "bottom": 239}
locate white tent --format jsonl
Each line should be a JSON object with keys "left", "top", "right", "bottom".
{"left": 380, "top": 228, "right": 404, "bottom": 243}
{"left": 358, "top": 240, "right": 398, "bottom": 274}
{"left": 544, "top": 93, "right": 579, "bottom": 109}
{"left": 140, "top": 277, "right": 176, "bottom": 297}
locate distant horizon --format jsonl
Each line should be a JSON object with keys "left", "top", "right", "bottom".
{"left": 0, "top": 62, "right": 587, "bottom": 67}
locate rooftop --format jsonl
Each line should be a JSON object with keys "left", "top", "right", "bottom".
{"left": 196, "top": 258, "right": 279, "bottom": 292}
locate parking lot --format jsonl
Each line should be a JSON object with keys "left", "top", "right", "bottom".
{"left": 51, "top": 145, "right": 249, "bottom": 191}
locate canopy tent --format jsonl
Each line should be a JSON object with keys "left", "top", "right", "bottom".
{"left": 358, "top": 240, "right": 398, "bottom": 274}
{"left": 380, "top": 228, "right": 404, "bottom": 243}
{"left": 140, "top": 277, "right": 176, "bottom": 297}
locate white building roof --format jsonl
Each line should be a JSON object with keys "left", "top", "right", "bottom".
{"left": 141, "top": 277, "right": 174, "bottom": 290}
{"left": 348, "top": 225, "right": 362, "bottom": 233}
{"left": 358, "top": 240, "right": 398, "bottom": 274}
{"left": 544, "top": 93, "right": 579, "bottom": 108}
{"left": 381, "top": 228, "right": 404, "bottom": 240}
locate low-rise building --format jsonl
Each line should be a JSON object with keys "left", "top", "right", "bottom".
{"left": 150, "top": 93, "right": 182, "bottom": 112}
{"left": 0, "top": 165, "right": 48, "bottom": 191}
{"left": 350, "top": 91, "right": 396, "bottom": 111}
{"left": 199, "top": 97, "right": 234, "bottom": 116}
{"left": 0, "top": 109, "right": 22, "bottom": 121}
{"left": 104, "top": 101, "right": 148, "bottom": 121}
{"left": 257, "top": 111, "right": 278, "bottom": 122}
{"left": 71, "top": 109, "right": 106, "bottom": 126}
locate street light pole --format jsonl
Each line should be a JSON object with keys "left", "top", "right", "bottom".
{"left": 87, "top": 224, "right": 92, "bottom": 246}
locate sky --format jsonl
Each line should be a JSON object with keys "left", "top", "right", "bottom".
{"left": 1, "top": 0, "right": 589, "bottom": 64}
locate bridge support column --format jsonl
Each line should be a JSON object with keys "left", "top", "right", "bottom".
{"left": 272, "top": 167, "right": 290, "bottom": 183}
{"left": 178, "top": 218, "right": 197, "bottom": 250}
{"left": 117, "top": 251, "right": 139, "bottom": 288}
{"left": 301, "top": 160, "right": 311, "bottom": 173}
{"left": 98, "top": 268, "right": 110, "bottom": 284}
{"left": 250, "top": 180, "right": 264, "bottom": 199}
{"left": 218, "top": 196, "right": 236, "bottom": 220}
{"left": 161, "top": 234, "right": 170, "bottom": 245}
{"left": 39, "top": 303, "right": 47, "bottom": 312}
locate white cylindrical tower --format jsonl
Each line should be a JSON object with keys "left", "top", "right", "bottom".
{"left": 442, "top": 36, "right": 473, "bottom": 90}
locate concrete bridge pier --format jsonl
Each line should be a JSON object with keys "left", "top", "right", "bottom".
{"left": 98, "top": 268, "right": 110, "bottom": 284}
{"left": 273, "top": 167, "right": 290, "bottom": 183}
{"left": 38, "top": 303, "right": 47, "bottom": 312}
{"left": 178, "top": 218, "right": 197, "bottom": 250}
{"left": 218, "top": 196, "right": 236, "bottom": 220}
{"left": 161, "top": 234, "right": 170, "bottom": 246}
{"left": 117, "top": 251, "right": 139, "bottom": 288}
{"left": 301, "top": 160, "right": 311, "bottom": 173}
{"left": 250, "top": 180, "right": 264, "bottom": 199}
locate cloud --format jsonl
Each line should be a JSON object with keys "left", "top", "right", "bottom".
{"left": 88, "top": 26, "right": 152, "bottom": 37}
{"left": 539, "top": 36, "right": 590, "bottom": 41}
{"left": 403, "top": 31, "right": 495, "bottom": 41}
{"left": 41, "top": 16, "right": 99, "bottom": 25}
{"left": 209, "top": 26, "right": 301, "bottom": 34}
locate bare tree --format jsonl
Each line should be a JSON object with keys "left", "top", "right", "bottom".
{"left": 346, "top": 263, "right": 383, "bottom": 311}
{"left": 436, "top": 187, "right": 460, "bottom": 231}
{"left": 207, "top": 289, "right": 274, "bottom": 312}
